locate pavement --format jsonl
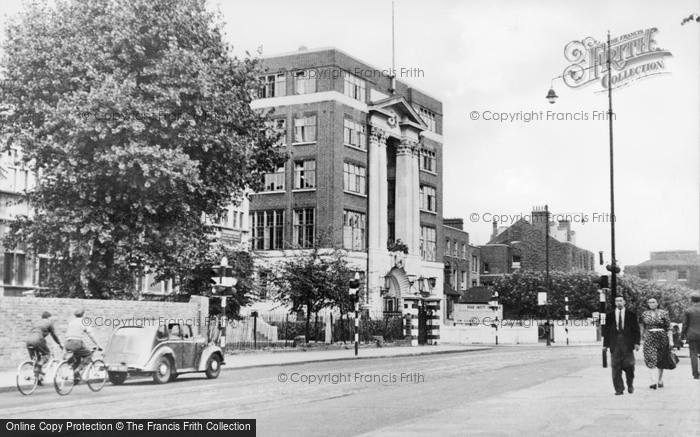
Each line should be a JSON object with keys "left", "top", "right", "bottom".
{"left": 360, "top": 347, "right": 700, "bottom": 437}
{"left": 0, "top": 343, "right": 488, "bottom": 393}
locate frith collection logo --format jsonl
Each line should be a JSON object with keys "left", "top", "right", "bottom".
{"left": 562, "top": 28, "right": 672, "bottom": 90}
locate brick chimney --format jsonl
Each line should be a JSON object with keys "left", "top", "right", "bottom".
{"left": 531, "top": 205, "right": 549, "bottom": 233}
{"left": 491, "top": 220, "right": 498, "bottom": 239}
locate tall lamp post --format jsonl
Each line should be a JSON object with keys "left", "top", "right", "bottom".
{"left": 488, "top": 290, "right": 499, "bottom": 345}
{"left": 547, "top": 31, "right": 619, "bottom": 297}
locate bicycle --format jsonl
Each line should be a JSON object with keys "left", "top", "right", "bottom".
{"left": 53, "top": 347, "right": 107, "bottom": 396}
{"left": 16, "top": 347, "right": 60, "bottom": 395}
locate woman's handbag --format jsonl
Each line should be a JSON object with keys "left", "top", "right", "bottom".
{"left": 664, "top": 347, "right": 679, "bottom": 370}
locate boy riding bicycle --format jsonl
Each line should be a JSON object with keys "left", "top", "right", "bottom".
{"left": 25, "top": 311, "right": 62, "bottom": 384}
{"left": 64, "top": 308, "right": 102, "bottom": 381}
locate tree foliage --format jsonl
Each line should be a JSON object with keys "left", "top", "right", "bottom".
{"left": 492, "top": 270, "right": 694, "bottom": 322}
{"left": 271, "top": 248, "right": 356, "bottom": 339}
{"left": 0, "top": 0, "right": 284, "bottom": 298}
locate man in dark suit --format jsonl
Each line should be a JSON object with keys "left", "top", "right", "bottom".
{"left": 603, "top": 295, "right": 641, "bottom": 395}
{"left": 681, "top": 293, "right": 700, "bottom": 379}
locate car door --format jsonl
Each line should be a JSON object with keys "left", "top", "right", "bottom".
{"left": 180, "top": 324, "right": 198, "bottom": 370}
{"left": 167, "top": 323, "right": 185, "bottom": 371}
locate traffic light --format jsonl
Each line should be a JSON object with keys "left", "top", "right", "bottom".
{"left": 348, "top": 272, "right": 360, "bottom": 296}
{"left": 605, "top": 264, "right": 621, "bottom": 274}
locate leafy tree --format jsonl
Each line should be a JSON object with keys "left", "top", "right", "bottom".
{"left": 0, "top": 0, "right": 284, "bottom": 298}
{"left": 272, "top": 247, "right": 355, "bottom": 340}
{"left": 492, "top": 271, "right": 694, "bottom": 322}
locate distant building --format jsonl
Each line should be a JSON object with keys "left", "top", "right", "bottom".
{"left": 624, "top": 250, "right": 700, "bottom": 290}
{"left": 0, "top": 146, "right": 39, "bottom": 297}
{"left": 443, "top": 218, "right": 470, "bottom": 320}
{"left": 479, "top": 206, "right": 595, "bottom": 286}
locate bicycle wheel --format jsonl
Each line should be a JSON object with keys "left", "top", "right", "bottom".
{"left": 16, "top": 361, "right": 38, "bottom": 395}
{"left": 86, "top": 360, "right": 107, "bottom": 392}
{"left": 53, "top": 361, "right": 75, "bottom": 396}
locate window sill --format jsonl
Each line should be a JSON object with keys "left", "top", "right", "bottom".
{"left": 420, "top": 209, "right": 438, "bottom": 215}
{"left": 257, "top": 190, "right": 286, "bottom": 195}
{"left": 292, "top": 141, "right": 317, "bottom": 146}
{"left": 420, "top": 169, "right": 438, "bottom": 176}
{"left": 292, "top": 188, "right": 316, "bottom": 193}
{"left": 344, "top": 190, "right": 367, "bottom": 198}
{"left": 344, "top": 144, "right": 368, "bottom": 153}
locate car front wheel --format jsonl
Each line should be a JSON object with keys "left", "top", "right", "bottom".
{"left": 152, "top": 357, "right": 172, "bottom": 384}
{"left": 205, "top": 354, "right": 221, "bottom": 379}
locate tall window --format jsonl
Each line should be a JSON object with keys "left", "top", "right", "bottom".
{"left": 293, "top": 208, "right": 315, "bottom": 248}
{"left": 294, "top": 70, "right": 316, "bottom": 94}
{"left": 293, "top": 115, "right": 317, "bottom": 143}
{"left": 343, "top": 119, "right": 367, "bottom": 149}
{"left": 0, "top": 148, "right": 35, "bottom": 193}
{"left": 265, "top": 119, "right": 287, "bottom": 146}
{"left": 259, "top": 73, "right": 286, "bottom": 98}
{"left": 420, "top": 226, "right": 436, "bottom": 261}
{"left": 471, "top": 255, "right": 478, "bottom": 273}
{"left": 462, "top": 243, "right": 467, "bottom": 259}
{"left": 263, "top": 166, "right": 285, "bottom": 192}
{"left": 343, "top": 72, "right": 366, "bottom": 101}
{"left": 420, "top": 185, "right": 437, "bottom": 212}
{"left": 416, "top": 105, "right": 437, "bottom": 132}
{"left": 343, "top": 162, "right": 366, "bottom": 195}
{"left": 3, "top": 252, "right": 26, "bottom": 285}
{"left": 38, "top": 257, "right": 50, "bottom": 287}
{"left": 461, "top": 271, "right": 467, "bottom": 290}
{"left": 251, "top": 210, "right": 284, "bottom": 250}
{"left": 294, "top": 160, "right": 316, "bottom": 189}
{"left": 453, "top": 241, "right": 458, "bottom": 257}
{"left": 343, "top": 210, "right": 366, "bottom": 250}
{"left": 419, "top": 149, "right": 436, "bottom": 173}
{"left": 445, "top": 240, "right": 451, "bottom": 256}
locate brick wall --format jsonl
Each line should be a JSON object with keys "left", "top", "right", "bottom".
{"left": 0, "top": 295, "right": 208, "bottom": 368}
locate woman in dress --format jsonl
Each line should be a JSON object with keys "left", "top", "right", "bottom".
{"left": 640, "top": 297, "right": 673, "bottom": 389}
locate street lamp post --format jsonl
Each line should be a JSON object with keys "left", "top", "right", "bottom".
{"left": 547, "top": 30, "right": 619, "bottom": 295}
{"left": 488, "top": 290, "right": 499, "bottom": 345}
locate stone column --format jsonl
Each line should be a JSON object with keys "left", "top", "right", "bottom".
{"left": 395, "top": 138, "right": 419, "bottom": 253}
{"left": 368, "top": 127, "right": 388, "bottom": 250}
{"left": 411, "top": 142, "right": 421, "bottom": 256}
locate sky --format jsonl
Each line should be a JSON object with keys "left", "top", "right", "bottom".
{"left": 1, "top": 0, "right": 698, "bottom": 271}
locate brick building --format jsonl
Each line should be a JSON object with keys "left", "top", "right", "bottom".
{"left": 442, "top": 218, "right": 481, "bottom": 320}
{"left": 479, "top": 206, "right": 595, "bottom": 286}
{"left": 624, "top": 250, "right": 700, "bottom": 290}
{"left": 248, "top": 47, "right": 446, "bottom": 341}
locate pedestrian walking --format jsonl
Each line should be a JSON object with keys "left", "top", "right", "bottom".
{"left": 681, "top": 293, "right": 700, "bottom": 380}
{"left": 640, "top": 297, "right": 673, "bottom": 389}
{"left": 603, "top": 295, "right": 641, "bottom": 395}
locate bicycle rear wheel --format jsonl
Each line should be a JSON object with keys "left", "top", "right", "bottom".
{"left": 16, "top": 361, "right": 38, "bottom": 395}
{"left": 54, "top": 361, "right": 75, "bottom": 396}
{"left": 86, "top": 360, "right": 107, "bottom": 392}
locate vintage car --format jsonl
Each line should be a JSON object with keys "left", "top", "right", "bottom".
{"left": 103, "top": 323, "right": 224, "bottom": 385}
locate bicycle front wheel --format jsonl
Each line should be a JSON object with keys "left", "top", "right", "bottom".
{"left": 86, "top": 360, "right": 107, "bottom": 392}
{"left": 16, "top": 361, "right": 38, "bottom": 395}
{"left": 54, "top": 361, "right": 75, "bottom": 396}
